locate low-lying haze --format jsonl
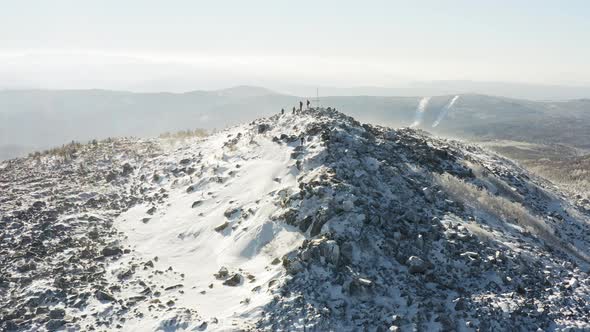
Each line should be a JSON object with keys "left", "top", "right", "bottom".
{"left": 2, "top": 1, "right": 590, "bottom": 92}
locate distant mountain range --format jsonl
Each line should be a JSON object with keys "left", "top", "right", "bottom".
{"left": 281, "top": 81, "right": 590, "bottom": 101}
{"left": 0, "top": 87, "right": 298, "bottom": 159}
{"left": 1, "top": 86, "right": 589, "bottom": 160}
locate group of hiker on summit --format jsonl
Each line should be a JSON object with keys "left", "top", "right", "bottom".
{"left": 280, "top": 99, "right": 312, "bottom": 116}
{"left": 277, "top": 100, "right": 311, "bottom": 146}
{"left": 280, "top": 100, "right": 336, "bottom": 117}
{"left": 278, "top": 100, "right": 338, "bottom": 146}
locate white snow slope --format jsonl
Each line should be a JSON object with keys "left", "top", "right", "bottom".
{"left": 86, "top": 113, "right": 327, "bottom": 331}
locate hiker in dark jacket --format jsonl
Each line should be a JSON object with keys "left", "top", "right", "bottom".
{"left": 292, "top": 106, "right": 296, "bottom": 114}
{"left": 306, "top": 99, "right": 311, "bottom": 110}
{"left": 281, "top": 108, "right": 284, "bottom": 115}
{"left": 299, "top": 101, "right": 303, "bottom": 112}
{"left": 300, "top": 135, "right": 305, "bottom": 146}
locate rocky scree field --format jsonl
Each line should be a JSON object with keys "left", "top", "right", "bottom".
{"left": 1, "top": 108, "right": 589, "bottom": 331}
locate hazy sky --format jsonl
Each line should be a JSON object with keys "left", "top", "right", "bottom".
{"left": 1, "top": 0, "right": 590, "bottom": 91}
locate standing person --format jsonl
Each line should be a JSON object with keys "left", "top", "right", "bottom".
{"left": 292, "top": 106, "right": 296, "bottom": 114}
{"left": 299, "top": 101, "right": 303, "bottom": 112}
{"left": 300, "top": 135, "right": 305, "bottom": 146}
{"left": 281, "top": 108, "right": 285, "bottom": 115}
{"left": 306, "top": 99, "right": 311, "bottom": 110}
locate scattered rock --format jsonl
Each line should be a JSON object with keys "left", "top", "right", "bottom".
{"left": 49, "top": 308, "right": 65, "bottom": 319}
{"left": 406, "top": 256, "right": 428, "bottom": 274}
{"left": 214, "top": 222, "right": 229, "bottom": 232}
{"left": 16, "top": 262, "right": 36, "bottom": 273}
{"left": 164, "top": 284, "right": 184, "bottom": 291}
{"left": 460, "top": 251, "right": 480, "bottom": 261}
{"left": 320, "top": 240, "right": 340, "bottom": 265}
{"left": 46, "top": 319, "right": 66, "bottom": 331}
{"left": 223, "top": 207, "right": 241, "bottom": 219}
{"left": 106, "top": 172, "right": 118, "bottom": 182}
{"left": 223, "top": 273, "right": 243, "bottom": 286}
{"left": 258, "top": 124, "right": 270, "bottom": 133}
{"left": 122, "top": 163, "right": 134, "bottom": 176}
{"left": 214, "top": 267, "right": 229, "bottom": 279}
{"left": 95, "top": 290, "right": 116, "bottom": 302}
{"left": 102, "top": 246, "right": 123, "bottom": 257}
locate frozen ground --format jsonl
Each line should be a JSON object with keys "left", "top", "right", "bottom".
{"left": 1, "top": 107, "right": 589, "bottom": 331}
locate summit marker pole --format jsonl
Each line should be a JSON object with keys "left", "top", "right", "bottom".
{"left": 315, "top": 88, "right": 320, "bottom": 109}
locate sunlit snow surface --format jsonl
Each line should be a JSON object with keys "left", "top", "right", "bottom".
{"left": 79, "top": 113, "right": 323, "bottom": 331}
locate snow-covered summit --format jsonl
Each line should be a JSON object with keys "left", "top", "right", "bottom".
{"left": 1, "top": 108, "right": 589, "bottom": 331}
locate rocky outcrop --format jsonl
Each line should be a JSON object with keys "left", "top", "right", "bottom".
{"left": 254, "top": 107, "right": 590, "bottom": 331}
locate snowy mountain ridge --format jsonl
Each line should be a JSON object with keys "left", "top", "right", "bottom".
{"left": 1, "top": 108, "right": 589, "bottom": 331}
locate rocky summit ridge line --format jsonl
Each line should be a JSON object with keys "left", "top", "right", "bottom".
{"left": 1, "top": 108, "right": 589, "bottom": 331}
